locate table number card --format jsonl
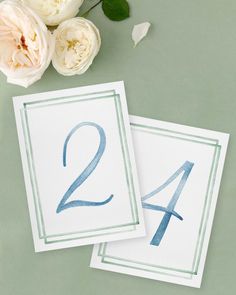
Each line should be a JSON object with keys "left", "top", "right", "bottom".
{"left": 91, "top": 116, "right": 229, "bottom": 288}
{"left": 13, "top": 82, "right": 145, "bottom": 252}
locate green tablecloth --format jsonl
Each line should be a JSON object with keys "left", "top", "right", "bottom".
{"left": 0, "top": 0, "right": 235, "bottom": 294}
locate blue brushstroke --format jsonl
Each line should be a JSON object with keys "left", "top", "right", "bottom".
{"left": 56, "top": 122, "right": 113, "bottom": 214}
{"left": 142, "top": 161, "right": 194, "bottom": 246}
{"left": 142, "top": 203, "right": 183, "bottom": 220}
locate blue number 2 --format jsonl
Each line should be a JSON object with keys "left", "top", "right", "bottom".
{"left": 142, "top": 161, "right": 194, "bottom": 246}
{"left": 56, "top": 122, "right": 114, "bottom": 214}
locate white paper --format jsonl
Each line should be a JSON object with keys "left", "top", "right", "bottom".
{"left": 91, "top": 115, "right": 229, "bottom": 288}
{"left": 13, "top": 82, "right": 145, "bottom": 252}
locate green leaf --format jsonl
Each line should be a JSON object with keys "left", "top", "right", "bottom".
{"left": 102, "top": 0, "right": 130, "bottom": 21}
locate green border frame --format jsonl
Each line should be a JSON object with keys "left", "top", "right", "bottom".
{"left": 20, "top": 90, "right": 140, "bottom": 245}
{"left": 97, "top": 122, "right": 221, "bottom": 280}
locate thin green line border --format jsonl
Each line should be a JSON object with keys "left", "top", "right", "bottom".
{"left": 20, "top": 90, "right": 140, "bottom": 245}
{"left": 98, "top": 122, "right": 221, "bottom": 280}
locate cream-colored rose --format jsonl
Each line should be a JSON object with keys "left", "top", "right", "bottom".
{"left": 0, "top": 0, "right": 54, "bottom": 88}
{"left": 21, "top": 0, "right": 84, "bottom": 26}
{"left": 52, "top": 17, "right": 101, "bottom": 76}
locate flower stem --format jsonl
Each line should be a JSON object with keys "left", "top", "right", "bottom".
{"left": 81, "top": 0, "right": 103, "bottom": 17}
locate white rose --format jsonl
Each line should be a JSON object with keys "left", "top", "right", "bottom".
{"left": 21, "top": 0, "right": 84, "bottom": 26}
{"left": 52, "top": 17, "right": 101, "bottom": 76}
{"left": 0, "top": 0, "right": 54, "bottom": 88}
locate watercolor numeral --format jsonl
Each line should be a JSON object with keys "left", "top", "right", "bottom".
{"left": 142, "top": 161, "right": 194, "bottom": 246}
{"left": 56, "top": 122, "right": 113, "bottom": 213}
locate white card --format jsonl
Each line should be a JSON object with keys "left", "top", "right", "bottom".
{"left": 91, "top": 115, "right": 229, "bottom": 288}
{"left": 13, "top": 82, "right": 145, "bottom": 252}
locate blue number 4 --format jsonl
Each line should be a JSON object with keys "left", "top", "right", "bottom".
{"left": 142, "top": 161, "right": 194, "bottom": 246}
{"left": 56, "top": 122, "right": 114, "bottom": 214}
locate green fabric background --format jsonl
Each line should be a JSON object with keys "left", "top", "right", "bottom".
{"left": 0, "top": 0, "right": 235, "bottom": 294}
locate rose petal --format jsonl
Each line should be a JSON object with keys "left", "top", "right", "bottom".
{"left": 132, "top": 22, "right": 151, "bottom": 47}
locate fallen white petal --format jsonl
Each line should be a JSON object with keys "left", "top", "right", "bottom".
{"left": 132, "top": 22, "right": 151, "bottom": 47}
